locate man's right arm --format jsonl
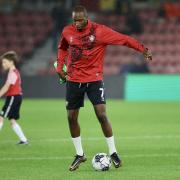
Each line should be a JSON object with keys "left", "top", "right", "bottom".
{"left": 100, "top": 25, "right": 145, "bottom": 52}
{"left": 99, "top": 25, "right": 152, "bottom": 60}
{"left": 56, "top": 33, "right": 69, "bottom": 80}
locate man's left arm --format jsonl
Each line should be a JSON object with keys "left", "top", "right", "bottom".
{"left": 100, "top": 26, "right": 152, "bottom": 60}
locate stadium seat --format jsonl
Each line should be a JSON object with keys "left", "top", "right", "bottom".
{"left": 0, "top": 11, "right": 53, "bottom": 61}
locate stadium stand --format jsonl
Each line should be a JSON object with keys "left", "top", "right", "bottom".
{"left": 0, "top": 1, "right": 180, "bottom": 75}
{"left": 0, "top": 11, "right": 53, "bottom": 60}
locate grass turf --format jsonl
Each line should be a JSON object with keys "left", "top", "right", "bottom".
{"left": 0, "top": 99, "right": 180, "bottom": 180}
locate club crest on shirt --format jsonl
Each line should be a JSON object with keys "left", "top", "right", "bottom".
{"left": 89, "top": 35, "right": 95, "bottom": 42}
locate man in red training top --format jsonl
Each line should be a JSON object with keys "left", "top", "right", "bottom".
{"left": 0, "top": 51, "right": 28, "bottom": 145}
{"left": 56, "top": 6, "right": 152, "bottom": 171}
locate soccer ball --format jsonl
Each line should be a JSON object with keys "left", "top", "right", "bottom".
{"left": 92, "top": 153, "right": 112, "bottom": 171}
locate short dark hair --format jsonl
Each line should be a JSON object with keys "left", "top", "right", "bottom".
{"left": 72, "top": 5, "right": 88, "bottom": 17}
{"left": 0, "top": 51, "right": 19, "bottom": 65}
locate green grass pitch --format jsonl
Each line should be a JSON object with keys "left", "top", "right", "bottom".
{"left": 0, "top": 99, "right": 180, "bottom": 180}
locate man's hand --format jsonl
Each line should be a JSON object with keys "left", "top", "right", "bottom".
{"left": 58, "top": 71, "right": 67, "bottom": 83}
{"left": 54, "top": 62, "right": 67, "bottom": 84}
{"left": 143, "top": 48, "right": 152, "bottom": 61}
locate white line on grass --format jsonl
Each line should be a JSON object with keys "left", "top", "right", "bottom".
{"left": 0, "top": 135, "right": 180, "bottom": 144}
{"left": 0, "top": 154, "right": 180, "bottom": 161}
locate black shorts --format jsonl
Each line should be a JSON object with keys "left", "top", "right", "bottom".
{"left": 66, "top": 80, "right": 106, "bottom": 110}
{"left": 0, "top": 95, "right": 22, "bottom": 120}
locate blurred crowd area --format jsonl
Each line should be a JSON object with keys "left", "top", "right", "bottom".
{"left": 0, "top": 0, "right": 180, "bottom": 75}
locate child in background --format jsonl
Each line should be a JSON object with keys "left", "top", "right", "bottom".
{"left": 0, "top": 51, "right": 28, "bottom": 144}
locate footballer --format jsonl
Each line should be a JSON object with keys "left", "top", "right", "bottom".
{"left": 55, "top": 5, "right": 152, "bottom": 171}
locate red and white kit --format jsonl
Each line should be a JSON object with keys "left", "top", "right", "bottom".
{"left": 5, "top": 68, "right": 22, "bottom": 96}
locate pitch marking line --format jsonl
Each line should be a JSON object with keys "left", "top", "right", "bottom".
{"left": 0, "top": 135, "right": 180, "bottom": 144}
{"left": 0, "top": 154, "right": 180, "bottom": 161}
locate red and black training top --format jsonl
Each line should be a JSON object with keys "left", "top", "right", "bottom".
{"left": 56, "top": 20, "right": 145, "bottom": 83}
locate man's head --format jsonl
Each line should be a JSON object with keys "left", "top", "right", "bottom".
{"left": 0, "top": 51, "right": 19, "bottom": 71}
{"left": 72, "top": 5, "right": 88, "bottom": 31}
